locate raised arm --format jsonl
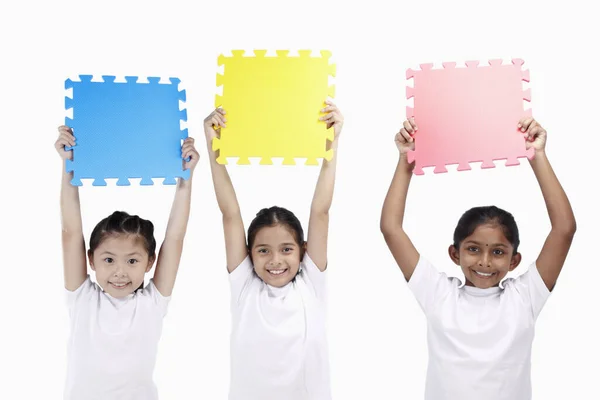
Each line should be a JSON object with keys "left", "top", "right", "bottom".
{"left": 152, "top": 138, "right": 199, "bottom": 296}
{"left": 520, "top": 118, "right": 576, "bottom": 291}
{"left": 204, "top": 108, "right": 247, "bottom": 273}
{"left": 55, "top": 126, "right": 87, "bottom": 291}
{"left": 380, "top": 119, "right": 420, "bottom": 281}
{"left": 306, "top": 100, "right": 343, "bottom": 271}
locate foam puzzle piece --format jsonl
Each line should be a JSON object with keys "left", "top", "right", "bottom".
{"left": 64, "top": 75, "right": 189, "bottom": 186}
{"left": 406, "top": 59, "right": 534, "bottom": 175}
{"left": 213, "top": 50, "right": 336, "bottom": 165}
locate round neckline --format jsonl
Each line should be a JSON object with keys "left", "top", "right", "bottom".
{"left": 462, "top": 284, "right": 502, "bottom": 296}
{"left": 266, "top": 281, "right": 294, "bottom": 298}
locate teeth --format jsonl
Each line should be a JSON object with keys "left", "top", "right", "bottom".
{"left": 268, "top": 270, "right": 286, "bottom": 275}
{"left": 112, "top": 282, "right": 128, "bottom": 287}
{"left": 474, "top": 271, "right": 493, "bottom": 277}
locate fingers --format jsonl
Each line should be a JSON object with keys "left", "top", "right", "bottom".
{"left": 398, "top": 128, "right": 413, "bottom": 143}
{"left": 57, "top": 125, "right": 76, "bottom": 146}
{"left": 204, "top": 108, "right": 227, "bottom": 129}
{"left": 320, "top": 112, "right": 336, "bottom": 122}
{"left": 518, "top": 117, "right": 534, "bottom": 132}
{"left": 526, "top": 123, "right": 545, "bottom": 142}
{"left": 517, "top": 117, "right": 545, "bottom": 142}
{"left": 401, "top": 120, "right": 416, "bottom": 141}
{"left": 408, "top": 117, "right": 418, "bottom": 132}
{"left": 319, "top": 101, "right": 343, "bottom": 125}
{"left": 211, "top": 113, "right": 226, "bottom": 128}
{"left": 181, "top": 138, "right": 199, "bottom": 166}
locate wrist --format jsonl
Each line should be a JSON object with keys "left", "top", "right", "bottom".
{"left": 529, "top": 148, "right": 548, "bottom": 164}
{"left": 327, "top": 138, "right": 340, "bottom": 151}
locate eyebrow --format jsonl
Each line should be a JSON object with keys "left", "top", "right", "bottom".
{"left": 99, "top": 251, "right": 143, "bottom": 256}
{"left": 254, "top": 243, "right": 297, "bottom": 248}
{"left": 464, "top": 240, "right": 508, "bottom": 248}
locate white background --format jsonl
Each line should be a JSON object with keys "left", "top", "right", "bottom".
{"left": 1, "top": 0, "right": 598, "bottom": 398}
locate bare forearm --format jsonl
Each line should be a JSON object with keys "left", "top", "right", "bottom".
{"left": 206, "top": 143, "right": 242, "bottom": 218}
{"left": 164, "top": 175, "right": 193, "bottom": 241}
{"left": 60, "top": 163, "right": 83, "bottom": 236}
{"left": 311, "top": 139, "right": 339, "bottom": 214}
{"left": 529, "top": 151, "right": 576, "bottom": 234}
{"left": 381, "top": 154, "right": 413, "bottom": 231}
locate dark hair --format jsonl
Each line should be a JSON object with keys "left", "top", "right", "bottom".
{"left": 247, "top": 206, "right": 304, "bottom": 253}
{"left": 452, "top": 206, "right": 520, "bottom": 255}
{"left": 89, "top": 211, "right": 157, "bottom": 257}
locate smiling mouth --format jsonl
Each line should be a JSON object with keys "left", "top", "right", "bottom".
{"left": 267, "top": 268, "right": 288, "bottom": 276}
{"left": 472, "top": 270, "right": 496, "bottom": 278}
{"left": 109, "top": 282, "right": 131, "bottom": 289}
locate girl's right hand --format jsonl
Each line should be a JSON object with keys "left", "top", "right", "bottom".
{"left": 395, "top": 118, "right": 418, "bottom": 155}
{"left": 203, "top": 108, "right": 227, "bottom": 143}
{"left": 55, "top": 125, "right": 75, "bottom": 161}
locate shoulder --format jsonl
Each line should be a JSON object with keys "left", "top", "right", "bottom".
{"left": 409, "top": 256, "right": 457, "bottom": 288}
{"left": 65, "top": 276, "right": 100, "bottom": 316}
{"left": 137, "top": 279, "right": 171, "bottom": 316}
{"left": 501, "top": 262, "right": 551, "bottom": 317}
{"left": 65, "top": 275, "right": 98, "bottom": 300}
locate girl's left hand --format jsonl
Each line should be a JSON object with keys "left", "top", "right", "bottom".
{"left": 320, "top": 100, "right": 344, "bottom": 140}
{"left": 182, "top": 137, "right": 200, "bottom": 171}
{"left": 518, "top": 117, "right": 547, "bottom": 152}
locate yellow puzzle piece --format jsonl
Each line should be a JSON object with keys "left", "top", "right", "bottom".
{"left": 213, "top": 50, "right": 336, "bottom": 165}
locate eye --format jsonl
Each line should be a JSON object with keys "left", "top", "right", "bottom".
{"left": 493, "top": 249, "right": 505, "bottom": 256}
{"left": 257, "top": 248, "right": 268, "bottom": 254}
{"left": 282, "top": 247, "right": 293, "bottom": 253}
{"left": 104, "top": 257, "right": 114, "bottom": 263}
{"left": 127, "top": 259, "right": 138, "bottom": 265}
{"left": 467, "top": 246, "right": 478, "bottom": 252}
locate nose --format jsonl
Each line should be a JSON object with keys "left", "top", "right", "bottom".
{"left": 269, "top": 253, "right": 282, "bottom": 266}
{"left": 113, "top": 262, "right": 126, "bottom": 277}
{"left": 478, "top": 252, "right": 491, "bottom": 268}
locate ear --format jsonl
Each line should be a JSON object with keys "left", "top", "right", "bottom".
{"left": 145, "top": 253, "right": 156, "bottom": 273}
{"left": 88, "top": 250, "right": 96, "bottom": 271}
{"left": 509, "top": 252, "right": 522, "bottom": 271}
{"left": 448, "top": 244, "right": 460, "bottom": 266}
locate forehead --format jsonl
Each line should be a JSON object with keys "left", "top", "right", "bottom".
{"left": 464, "top": 223, "right": 511, "bottom": 245}
{"left": 253, "top": 225, "right": 297, "bottom": 245}
{"left": 95, "top": 234, "right": 146, "bottom": 253}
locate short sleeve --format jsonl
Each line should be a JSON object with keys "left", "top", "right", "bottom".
{"left": 299, "top": 252, "right": 327, "bottom": 301}
{"left": 143, "top": 279, "right": 171, "bottom": 318}
{"left": 510, "top": 263, "right": 551, "bottom": 320}
{"left": 229, "top": 255, "right": 256, "bottom": 306}
{"left": 407, "top": 256, "right": 454, "bottom": 315}
{"left": 65, "top": 275, "right": 96, "bottom": 318}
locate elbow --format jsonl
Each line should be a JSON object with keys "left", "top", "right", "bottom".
{"left": 223, "top": 205, "right": 242, "bottom": 220}
{"left": 310, "top": 203, "right": 330, "bottom": 217}
{"left": 562, "top": 220, "right": 577, "bottom": 238}
{"left": 553, "top": 218, "right": 577, "bottom": 240}
{"left": 380, "top": 216, "right": 398, "bottom": 238}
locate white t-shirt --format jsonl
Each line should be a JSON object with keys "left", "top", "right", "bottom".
{"left": 408, "top": 256, "right": 551, "bottom": 400}
{"left": 229, "top": 253, "right": 331, "bottom": 400}
{"left": 64, "top": 276, "right": 170, "bottom": 400}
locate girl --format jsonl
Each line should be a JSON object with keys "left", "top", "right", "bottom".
{"left": 204, "top": 101, "right": 343, "bottom": 400}
{"left": 55, "top": 125, "right": 199, "bottom": 399}
{"left": 380, "top": 116, "right": 576, "bottom": 400}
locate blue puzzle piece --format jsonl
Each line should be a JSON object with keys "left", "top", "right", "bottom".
{"left": 64, "top": 75, "right": 189, "bottom": 186}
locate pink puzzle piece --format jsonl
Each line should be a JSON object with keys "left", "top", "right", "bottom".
{"left": 406, "top": 59, "right": 534, "bottom": 175}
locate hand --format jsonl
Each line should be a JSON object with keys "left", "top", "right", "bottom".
{"left": 518, "top": 117, "right": 547, "bottom": 152}
{"left": 395, "top": 118, "right": 417, "bottom": 155}
{"left": 182, "top": 137, "right": 200, "bottom": 171}
{"left": 55, "top": 125, "right": 75, "bottom": 161}
{"left": 319, "top": 100, "right": 343, "bottom": 140}
{"left": 203, "top": 108, "right": 226, "bottom": 143}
